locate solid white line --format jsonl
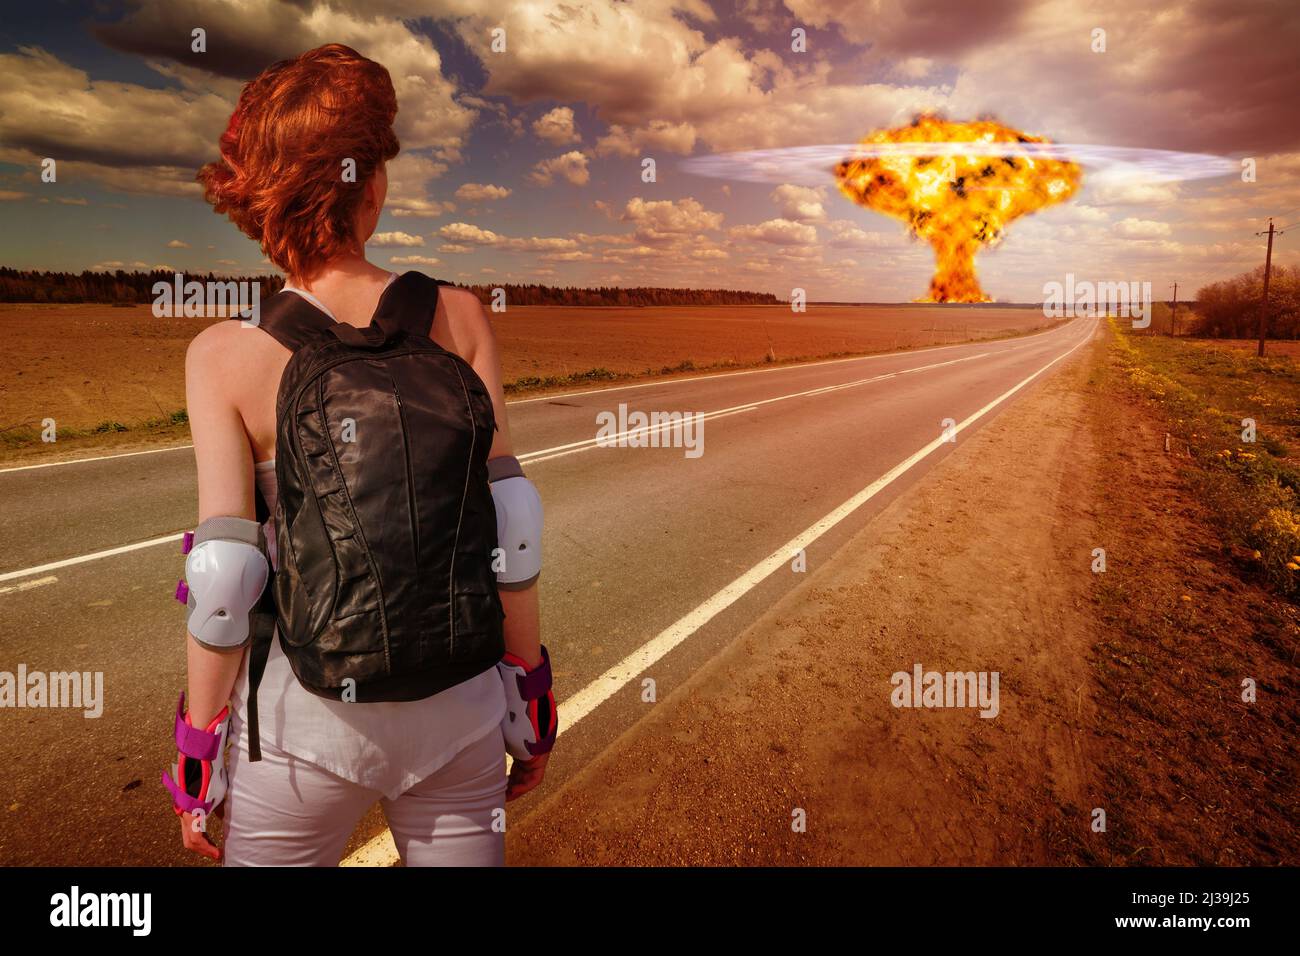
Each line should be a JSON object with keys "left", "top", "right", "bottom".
{"left": 342, "top": 317, "right": 1097, "bottom": 865}
{"left": 521, "top": 406, "right": 759, "bottom": 467}
{"left": 504, "top": 318, "right": 1074, "bottom": 406}
{"left": 516, "top": 351, "right": 993, "bottom": 466}
{"left": 0, "top": 444, "right": 194, "bottom": 475}
{"left": 0, "top": 346, "right": 1004, "bottom": 581}
{"left": 0, "top": 320, "right": 1076, "bottom": 475}
{"left": 0, "top": 534, "right": 185, "bottom": 584}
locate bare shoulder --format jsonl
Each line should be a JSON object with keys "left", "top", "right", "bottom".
{"left": 186, "top": 321, "right": 238, "bottom": 377}
{"left": 434, "top": 285, "right": 496, "bottom": 362}
{"left": 185, "top": 320, "right": 279, "bottom": 393}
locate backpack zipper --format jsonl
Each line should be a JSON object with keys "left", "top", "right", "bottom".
{"left": 447, "top": 359, "right": 478, "bottom": 653}
{"left": 392, "top": 383, "right": 421, "bottom": 571}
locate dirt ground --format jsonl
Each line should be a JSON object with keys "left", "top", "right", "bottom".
{"left": 507, "top": 325, "right": 1300, "bottom": 866}
{"left": 0, "top": 301, "right": 1056, "bottom": 464}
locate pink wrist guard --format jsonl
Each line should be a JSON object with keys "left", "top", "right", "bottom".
{"left": 160, "top": 693, "right": 231, "bottom": 818}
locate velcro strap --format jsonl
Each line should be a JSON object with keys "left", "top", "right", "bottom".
{"left": 192, "top": 515, "right": 265, "bottom": 550}
{"left": 160, "top": 771, "right": 211, "bottom": 816}
{"left": 488, "top": 455, "right": 525, "bottom": 483}
{"left": 171, "top": 693, "right": 225, "bottom": 762}
{"left": 530, "top": 716, "right": 558, "bottom": 757}
{"left": 515, "top": 645, "right": 552, "bottom": 701}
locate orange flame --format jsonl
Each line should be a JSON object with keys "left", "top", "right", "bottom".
{"left": 834, "top": 116, "right": 1082, "bottom": 302}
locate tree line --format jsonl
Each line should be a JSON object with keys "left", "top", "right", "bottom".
{"left": 0, "top": 268, "right": 285, "bottom": 304}
{"left": 0, "top": 268, "right": 779, "bottom": 307}
{"left": 1193, "top": 264, "right": 1299, "bottom": 339}
{"left": 453, "top": 282, "right": 779, "bottom": 306}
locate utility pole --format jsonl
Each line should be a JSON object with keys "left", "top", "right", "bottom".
{"left": 1257, "top": 219, "right": 1276, "bottom": 357}
{"left": 1170, "top": 282, "right": 1178, "bottom": 337}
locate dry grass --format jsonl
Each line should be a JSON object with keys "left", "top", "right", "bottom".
{"left": 1072, "top": 324, "right": 1300, "bottom": 865}
{"left": 1111, "top": 323, "right": 1300, "bottom": 597}
{"left": 0, "top": 301, "right": 1059, "bottom": 461}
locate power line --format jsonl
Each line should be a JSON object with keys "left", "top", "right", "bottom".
{"left": 1254, "top": 217, "right": 1287, "bottom": 357}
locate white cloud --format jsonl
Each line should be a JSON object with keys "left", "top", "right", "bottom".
{"left": 771, "top": 184, "right": 827, "bottom": 222}
{"left": 527, "top": 151, "right": 590, "bottom": 187}
{"left": 442, "top": 0, "right": 944, "bottom": 152}
{"left": 370, "top": 231, "right": 425, "bottom": 247}
{"left": 595, "top": 121, "right": 697, "bottom": 157}
{"left": 620, "top": 197, "right": 724, "bottom": 242}
{"left": 438, "top": 222, "right": 579, "bottom": 252}
{"left": 825, "top": 219, "right": 900, "bottom": 248}
{"left": 93, "top": 0, "right": 474, "bottom": 157}
{"left": 385, "top": 153, "right": 454, "bottom": 218}
{"left": 532, "top": 106, "right": 580, "bottom": 145}
{"left": 730, "top": 218, "right": 819, "bottom": 245}
{"left": 0, "top": 46, "right": 231, "bottom": 185}
{"left": 1115, "top": 218, "right": 1173, "bottom": 239}
{"left": 455, "top": 183, "right": 512, "bottom": 202}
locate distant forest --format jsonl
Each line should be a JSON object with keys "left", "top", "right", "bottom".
{"left": 0, "top": 268, "right": 781, "bottom": 307}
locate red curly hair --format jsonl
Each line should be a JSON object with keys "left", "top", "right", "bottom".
{"left": 197, "top": 44, "right": 400, "bottom": 280}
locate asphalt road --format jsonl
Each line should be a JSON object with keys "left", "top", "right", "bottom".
{"left": 0, "top": 316, "right": 1096, "bottom": 865}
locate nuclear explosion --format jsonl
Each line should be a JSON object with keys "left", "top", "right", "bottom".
{"left": 834, "top": 116, "right": 1083, "bottom": 303}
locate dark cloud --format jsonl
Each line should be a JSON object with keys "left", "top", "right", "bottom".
{"left": 91, "top": 0, "right": 313, "bottom": 79}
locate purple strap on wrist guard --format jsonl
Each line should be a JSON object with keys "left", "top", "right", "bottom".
{"left": 181, "top": 531, "right": 194, "bottom": 554}
{"left": 174, "top": 579, "right": 189, "bottom": 604}
{"left": 160, "top": 771, "right": 212, "bottom": 816}
{"left": 161, "top": 694, "right": 225, "bottom": 816}
{"left": 528, "top": 720, "right": 558, "bottom": 756}
{"left": 515, "top": 645, "right": 552, "bottom": 700}
{"left": 172, "top": 693, "right": 222, "bottom": 762}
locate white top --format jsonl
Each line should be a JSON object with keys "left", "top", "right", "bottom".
{"left": 229, "top": 276, "right": 505, "bottom": 799}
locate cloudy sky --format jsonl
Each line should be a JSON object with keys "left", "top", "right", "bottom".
{"left": 1, "top": 0, "right": 1297, "bottom": 301}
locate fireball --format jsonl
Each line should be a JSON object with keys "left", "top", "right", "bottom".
{"left": 834, "top": 116, "right": 1082, "bottom": 302}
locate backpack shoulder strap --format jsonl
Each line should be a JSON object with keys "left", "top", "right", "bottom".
{"left": 243, "top": 289, "right": 336, "bottom": 353}
{"left": 373, "top": 271, "right": 453, "bottom": 340}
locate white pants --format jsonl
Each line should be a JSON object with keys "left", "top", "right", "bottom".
{"left": 222, "top": 726, "right": 507, "bottom": 866}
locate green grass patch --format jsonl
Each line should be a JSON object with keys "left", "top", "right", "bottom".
{"left": 1112, "top": 320, "right": 1300, "bottom": 597}
{"left": 0, "top": 409, "right": 190, "bottom": 450}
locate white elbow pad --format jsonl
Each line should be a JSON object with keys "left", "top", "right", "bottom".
{"left": 177, "top": 516, "right": 269, "bottom": 651}
{"left": 488, "top": 457, "right": 542, "bottom": 589}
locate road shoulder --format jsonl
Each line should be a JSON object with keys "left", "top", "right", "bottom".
{"left": 510, "top": 328, "right": 1107, "bottom": 865}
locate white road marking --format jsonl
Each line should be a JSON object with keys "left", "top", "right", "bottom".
{"left": 505, "top": 318, "right": 1073, "bottom": 405}
{"left": 342, "top": 317, "right": 1097, "bottom": 866}
{"left": 0, "top": 343, "right": 1010, "bottom": 581}
{"left": 0, "top": 445, "right": 194, "bottom": 474}
{"left": 0, "top": 319, "right": 1075, "bottom": 475}
{"left": 518, "top": 351, "right": 993, "bottom": 466}
{"left": 0, "top": 534, "right": 184, "bottom": 584}
{"left": 0, "top": 574, "right": 58, "bottom": 595}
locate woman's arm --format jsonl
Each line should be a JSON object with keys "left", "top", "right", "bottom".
{"left": 444, "top": 288, "right": 551, "bottom": 800}
{"left": 174, "top": 325, "right": 259, "bottom": 858}
{"left": 445, "top": 289, "right": 544, "bottom": 671}
{"left": 184, "top": 325, "right": 258, "bottom": 725}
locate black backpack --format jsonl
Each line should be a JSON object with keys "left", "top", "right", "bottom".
{"left": 242, "top": 271, "right": 505, "bottom": 760}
